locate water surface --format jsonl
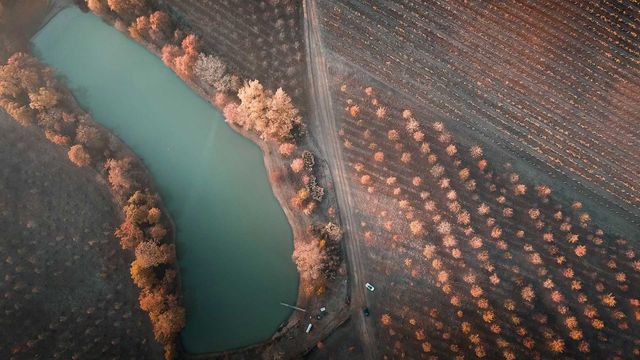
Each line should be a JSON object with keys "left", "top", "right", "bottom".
{"left": 33, "top": 6, "right": 298, "bottom": 353}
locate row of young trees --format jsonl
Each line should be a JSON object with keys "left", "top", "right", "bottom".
{"left": 0, "top": 52, "right": 185, "bottom": 359}
{"left": 339, "top": 84, "right": 639, "bottom": 357}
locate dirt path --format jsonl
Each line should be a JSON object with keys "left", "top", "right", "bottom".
{"left": 303, "top": 1, "right": 377, "bottom": 358}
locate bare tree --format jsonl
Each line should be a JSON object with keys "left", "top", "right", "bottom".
{"left": 194, "top": 53, "right": 228, "bottom": 90}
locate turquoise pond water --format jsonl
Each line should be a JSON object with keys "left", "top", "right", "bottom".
{"left": 33, "top": 6, "right": 298, "bottom": 353}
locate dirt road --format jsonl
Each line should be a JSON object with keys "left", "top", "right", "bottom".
{"left": 302, "top": 1, "right": 377, "bottom": 358}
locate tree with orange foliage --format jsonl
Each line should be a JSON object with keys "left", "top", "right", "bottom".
{"left": 130, "top": 259, "right": 157, "bottom": 289}
{"left": 128, "top": 15, "right": 149, "bottom": 42}
{"left": 68, "top": 144, "right": 91, "bottom": 167}
{"left": 470, "top": 145, "right": 483, "bottom": 158}
{"left": 602, "top": 293, "right": 616, "bottom": 307}
{"left": 575, "top": 245, "right": 587, "bottom": 257}
{"left": 160, "top": 34, "right": 199, "bottom": 80}
{"left": 148, "top": 223, "right": 168, "bottom": 241}
{"left": 521, "top": 285, "right": 535, "bottom": 302}
{"left": 44, "top": 129, "right": 71, "bottom": 146}
{"left": 410, "top": 220, "right": 425, "bottom": 236}
{"left": 292, "top": 238, "right": 327, "bottom": 280}
{"left": 278, "top": 142, "right": 296, "bottom": 157}
{"left": 74, "top": 123, "right": 102, "bottom": 149}
{"left": 387, "top": 129, "right": 399, "bottom": 141}
{"left": 161, "top": 44, "right": 181, "bottom": 67}
{"left": 139, "top": 286, "right": 167, "bottom": 313}
{"left": 106, "top": 0, "right": 148, "bottom": 21}
{"left": 87, "top": 0, "right": 109, "bottom": 15}
{"left": 135, "top": 241, "right": 175, "bottom": 268}
{"left": 149, "top": 11, "right": 172, "bottom": 44}
{"left": 264, "top": 88, "right": 301, "bottom": 141}
{"left": 373, "top": 151, "right": 384, "bottom": 162}
{"left": 147, "top": 207, "right": 161, "bottom": 224}
{"left": 536, "top": 185, "right": 552, "bottom": 198}
{"left": 348, "top": 104, "right": 359, "bottom": 117}
{"left": 105, "top": 157, "right": 135, "bottom": 194}
{"left": 549, "top": 338, "right": 565, "bottom": 353}
{"left": 291, "top": 158, "right": 304, "bottom": 173}
{"left": 115, "top": 219, "right": 144, "bottom": 249}
{"left": 28, "top": 87, "right": 59, "bottom": 111}
{"left": 151, "top": 304, "right": 186, "bottom": 344}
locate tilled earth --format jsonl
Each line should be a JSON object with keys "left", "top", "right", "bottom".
{"left": 0, "top": 112, "right": 159, "bottom": 360}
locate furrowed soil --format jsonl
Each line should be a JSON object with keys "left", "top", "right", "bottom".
{"left": 316, "top": 0, "right": 640, "bottom": 240}
{"left": 303, "top": 0, "right": 640, "bottom": 358}
{"left": 0, "top": 111, "right": 159, "bottom": 359}
{"left": 156, "top": 0, "right": 308, "bottom": 109}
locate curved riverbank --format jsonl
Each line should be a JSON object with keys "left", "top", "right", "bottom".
{"left": 32, "top": 7, "right": 300, "bottom": 353}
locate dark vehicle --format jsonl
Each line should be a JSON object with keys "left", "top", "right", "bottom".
{"left": 363, "top": 307, "right": 370, "bottom": 317}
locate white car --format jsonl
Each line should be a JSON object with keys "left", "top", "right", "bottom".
{"left": 365, "top": 283, "right": 375, "bottom": 292}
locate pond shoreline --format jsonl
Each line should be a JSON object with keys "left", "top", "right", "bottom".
{"left": 33, "top": 4, "right": 350, "bottom": 358}
{"left": 138, "top": 30, "right": 351, "bottom": 360}
{"left": 106, "top": 9, "right": 351, "bottom": 360}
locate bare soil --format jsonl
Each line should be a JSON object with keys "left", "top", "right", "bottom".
{"left": 156, "top": 0, "right": 308, "bottom": 109}
{"left": 315, "top": 0, "right": 640, "bottom": 239}
{"left": 318, "top": 69, "right": 640, "bottom": 358}
{"left": 0, "top": 111, "right": 160, "bottom": 359}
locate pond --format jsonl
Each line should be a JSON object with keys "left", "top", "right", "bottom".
{"left": 32, "top": 6, "right": 298, "bottom": 353}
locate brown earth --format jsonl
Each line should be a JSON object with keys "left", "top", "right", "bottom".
{"left": 0, "top": 110, "right": 161, "bottom": 359}
{"left": 315, "top": 0, "right": 640, "bottom": 240}
{"left": 303, "top": 0, "right": 640, "bottom": 358}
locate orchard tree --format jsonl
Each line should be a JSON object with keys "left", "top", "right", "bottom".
{"left": 147, "top": 207, "right": 161, "bottom": 224}
{"left": 237, "top": 79, "right": 268, "bottom": 132}
{"left": 151, "top": 304, "right": 186, "bottom": 345}
{"left": 222, "top": 102, "right": 246, "bottom": 126}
